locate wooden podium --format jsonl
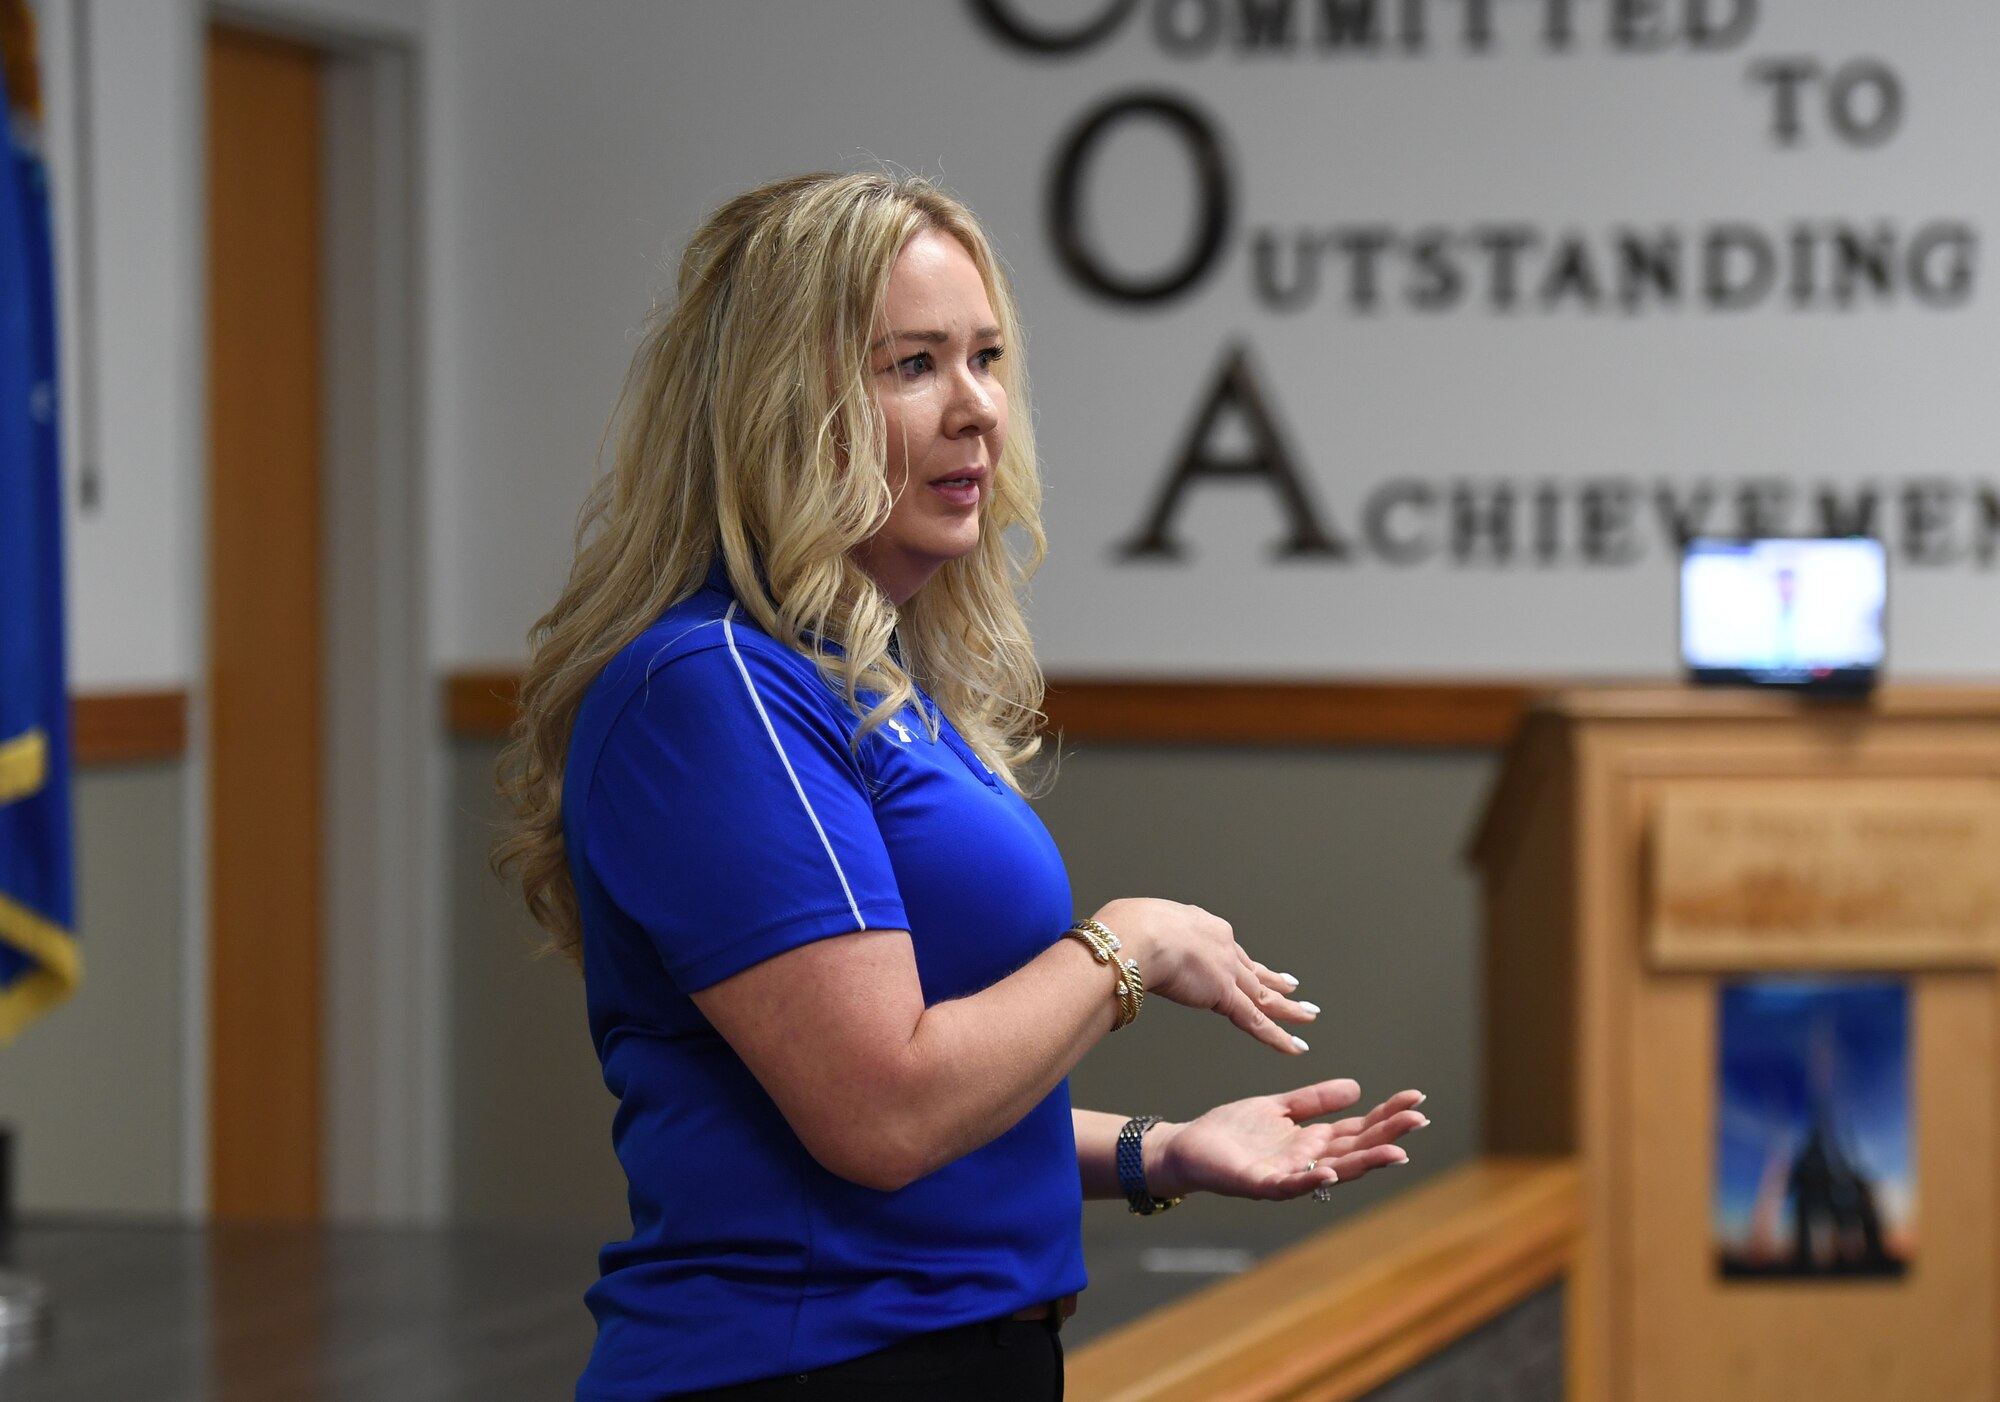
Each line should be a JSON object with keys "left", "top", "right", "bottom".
{"left": 1471, "top": 687, "right": 2000, "bottom": 1402}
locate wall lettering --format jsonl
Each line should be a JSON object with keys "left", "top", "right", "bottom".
{"left": 1122, "top": 344, "right": 1347, "bottom": 558}
{"left": 1048, "top": 92, "right": 1234, "bottom": 305}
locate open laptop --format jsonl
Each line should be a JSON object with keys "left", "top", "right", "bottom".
{"left": 1680, "top": 536, "right": 1887, "bottom": 693}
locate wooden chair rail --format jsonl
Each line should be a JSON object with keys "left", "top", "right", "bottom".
{"left": 72, "top": 679, "right": 2000, "bottom": 763}
{"left": 445, "top": 668, "right": 522, "bottom": 740}
{"left": 62, "top": 676, "right": 1539, "bottom": 763}
{"left": 70, "top": 690, "right": 189, "bottom": 765}
{"left": 442, "top": 670, "right": 1564, "bottom": 748}
{"left": 1041, "top": 678, "right": 1539, "bottom": 748}
{"left": 1065, "top": 1156, "right": 1580, "bottom": 1402}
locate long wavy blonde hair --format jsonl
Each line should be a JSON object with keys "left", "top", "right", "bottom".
{"left": 495, "top": 172, "right": 1048, "bottom": 965}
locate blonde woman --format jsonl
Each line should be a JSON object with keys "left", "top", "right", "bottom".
{"left": 498, "top": 172, "right": 1426, "bottom": 1401}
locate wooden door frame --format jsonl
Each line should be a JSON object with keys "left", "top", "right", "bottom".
{"left": 194, "top": 4, "right": 441, "bottom": 1223}
{"left": 316, "top": 28, "right": 445, "bottom": 1226}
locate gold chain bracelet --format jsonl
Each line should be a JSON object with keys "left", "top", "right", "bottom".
{"left": 1060, "top": 925, "right": 1129, "bottom": 1029}
{"left": 1075, "top": 917, "right": 1146, "bottom": 1024}
{"left": 1063, "top": 918, "right": 1145, "bottom": 1030}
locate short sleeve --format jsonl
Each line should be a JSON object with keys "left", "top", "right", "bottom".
{"left": 580, "top": 639, "right": 910, "bottom": 991}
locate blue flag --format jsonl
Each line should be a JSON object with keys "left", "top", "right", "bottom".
{"left": 0, "top": 0, "right": 78, "bottom": 1044}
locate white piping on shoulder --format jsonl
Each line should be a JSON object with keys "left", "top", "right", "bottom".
{"left": 721, "top": 602, "right": 866, "bottom": 930}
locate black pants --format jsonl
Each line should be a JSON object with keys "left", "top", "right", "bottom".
{"left": 671, "top": 1316, "right": 1064, "bottom": 1400}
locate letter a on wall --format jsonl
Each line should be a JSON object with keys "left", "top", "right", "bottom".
{"left": 1122, "top": 343, "right": 1346, "bottom": 560}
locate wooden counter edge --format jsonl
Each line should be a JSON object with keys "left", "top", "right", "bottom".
{"left": 1064, "top": 1156, "right": 1581, "bottom": 1402}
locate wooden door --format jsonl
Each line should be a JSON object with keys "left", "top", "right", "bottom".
{"left": 205, "top": 23, "right": 324, "bottom": 1220}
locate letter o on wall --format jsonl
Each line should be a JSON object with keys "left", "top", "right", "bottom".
{"left": 1048, "top": 91, "right": 1233, "bottom": 305}
{"left": 966, "top": 0, "right": 1142, "bottom": 55}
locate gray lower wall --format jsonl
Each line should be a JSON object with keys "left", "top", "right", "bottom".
{"left": 1, "top": 761, "right": 186, "bottom": 1217}
{"left": 4, "top": 737, "right": 1494, "bottom": 1244}
{"left": 1046, "top": 743, "right": 1493, "bottom": 1241}
{"left": 448, "top": 740, "right": 627, "bottom": 1232}
{"left": 447, "top": 738, "right": 1496, "bottom": 1249}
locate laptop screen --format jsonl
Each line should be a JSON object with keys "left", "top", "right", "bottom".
{"left": 1681, "top": 537, "right": 1887, "bottom": 690}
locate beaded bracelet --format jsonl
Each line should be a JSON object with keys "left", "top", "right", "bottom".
{"left": 1116, "top": 1115, "right": 1183, "bottom": 1215}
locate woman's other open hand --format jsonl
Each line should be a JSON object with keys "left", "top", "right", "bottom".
{"left": 1146, "top": 1082, "right": 1428, "bottom": 1203}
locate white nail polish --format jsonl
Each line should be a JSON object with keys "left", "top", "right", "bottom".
{"left": 1416, "top": 1115, "right": 1431, "bottom": 1128}
{"left": 1290, "top": 1035, "right": 1310, "bottom": 1053}
{"left": 1411, "top": 1092, "right": 1427, "bottom": 1107}
{"left": 1297, "top": 1000, "right": 1321, "bottom": 1015}
{"left": 1279, "top": 972, "right": 1299, "bottom": 988}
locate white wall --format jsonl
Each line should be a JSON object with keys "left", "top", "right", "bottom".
{"left": 51, "top": 0, "right": 201, "bottom": 690}
{"left": 58, "top": 0, "right": 2000, "bottom": 689}
{"left": 429, "top": 0, "right": 2000, "bottom": 679}
{"left": 53, "top": 0, "right": 440, "bottom": 691}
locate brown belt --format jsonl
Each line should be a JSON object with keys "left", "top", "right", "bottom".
{"left": 1010, "top": 1293, "right": 1080, "bottom": 1329}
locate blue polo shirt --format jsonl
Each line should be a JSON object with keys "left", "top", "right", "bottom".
{"left": 564, "top": 572, "right": 1086, "bottom": 1399}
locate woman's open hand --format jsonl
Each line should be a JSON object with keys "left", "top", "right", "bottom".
{"left": 1145, "top": 1081, "right": 1427, "bottom": 1202}
{"left": 1090, "top": 898, "right": 1318, "bottom": 1056}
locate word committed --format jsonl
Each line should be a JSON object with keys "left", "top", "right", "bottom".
{"left": 970, "top": 0, "right": 1760, "bottom": 58}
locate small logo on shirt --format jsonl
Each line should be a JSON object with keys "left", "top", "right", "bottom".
{"left": 886, "top": 717, "right": 915, "bottom": 744}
